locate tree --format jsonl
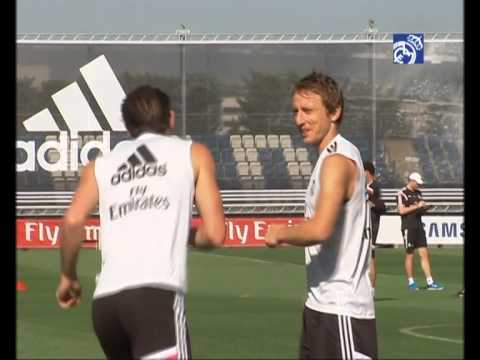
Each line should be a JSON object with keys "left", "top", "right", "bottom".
{"left": 120, "top": 72, "right": 181, "bottom": 110}
{"left": 119, "top": 72, "right": 222, "bottom": 135}
{"left": 236, "top": 71, "right": 298, "bottom": 134}
{"left": 185, "top": 74, "right": 222, "bottom": 134}
{"left": 17, "top": 77, "right": 40, "bottom": 134}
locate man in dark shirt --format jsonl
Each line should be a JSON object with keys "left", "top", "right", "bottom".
{"left": 364, "top": 161, "right": 385, "bottom": 291}
{"left": 397, "top": 172, "right": 444, "bottom": 291}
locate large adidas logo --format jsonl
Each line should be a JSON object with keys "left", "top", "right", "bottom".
{"left": 17, "top": 55, "right": 128, "bottom": 173}
{"left": 110, "top": 145, "right": 167, "bottom": 186}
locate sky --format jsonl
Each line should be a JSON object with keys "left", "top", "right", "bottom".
{"left": 17, "top": 0, "right": 463, "bottom": 35}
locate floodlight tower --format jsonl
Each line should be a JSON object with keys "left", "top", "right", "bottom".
{"left": 366, "top": 19, "right": 378, "bottom": 167}
{"left": 176, "top": 25, "right": 191, "bottom": 136}
{"left": 367, "top": 18, "right": 378, "bottom": 39}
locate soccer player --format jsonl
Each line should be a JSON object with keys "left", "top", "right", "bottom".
{"left": 265, "top": 72, "right": 377, "bottom": 359}
{"left": 364, "top": 161, "right": 386, "bottom": 291}
{"left": 397, "top": 172, "right": 444, "bottom": 291}
{"left": 56, "top": 85, "right": 225, "bottom": 359}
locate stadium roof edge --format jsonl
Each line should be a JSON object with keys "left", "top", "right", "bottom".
{"left": 16, "top": 32, "right": 463, "bottom": 44}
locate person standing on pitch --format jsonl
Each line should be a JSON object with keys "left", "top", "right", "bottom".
{"left": 265, "top": 72, "right": 377, "bottom": 359}
{"left": 398, "top": 172, "right": 444, "bottom": 291}
{"left": 56, "top": 85, "right": 225, "bottom": 359}
{"left": 364, "top": 161, "right": 386, "bottom": 291}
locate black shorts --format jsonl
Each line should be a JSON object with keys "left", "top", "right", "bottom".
{"left": 92, "top": 287, "right": 191, "bottom": 359}
{"left": 299, "top": 307, "right": 378, "bottom": 359}
{"left": 402, "top": 228, "right": 427, "bottom": 250}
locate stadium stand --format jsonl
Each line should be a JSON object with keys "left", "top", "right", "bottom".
{"left": 186, "top": 133, "right": 463, "bottom": 190}
{"left": 16, "top": 132, "right": 463, "bottom": 192}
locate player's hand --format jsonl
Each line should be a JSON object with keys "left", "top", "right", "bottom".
{"left": 56, "top": 274, "right": 82, "bottom": 309}
{"left": 265, "top": 225, "right": 283, "bottom": 248}
{"left": 366, "top": 186, "right": 374, "bottom": 196}
{"left": 418, "top": 200, "right": 427, "bottom": 208}
{"left": 366, "top": 186, "right": 373, "bottom": 200}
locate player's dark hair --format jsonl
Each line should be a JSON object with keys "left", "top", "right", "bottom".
{"left": 121, "top": 85, "right": 171, "bottom": 137}
{"left": 364, "top": 161, "right": 375, "bottom": 175}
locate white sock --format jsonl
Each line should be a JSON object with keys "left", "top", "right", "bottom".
{"left": 426, "top": 277, "right": 434, "bottom": 285}
{"left": 408, "top": 277, "right": 415, "bottom": 285}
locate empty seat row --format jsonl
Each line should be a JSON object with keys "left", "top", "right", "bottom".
{"left": 281, "top": 148, "right": 309, "bottom": 162}
{"left": 221, "top": 147, "right": 312, "bottom": 163}
{"left": 230, "top": 134, "right": 294, "bottom": 149}
{"left": 234, "top": 161, "right": 312, "bottom": 178}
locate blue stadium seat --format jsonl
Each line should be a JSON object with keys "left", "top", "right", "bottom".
{"left": 453, "top": 166, "right": 463, "bottom": 179}
{"left": 272, "top": 148, "right": 284, "bottom": 163}
{"left": 445, "top": 142, "right": 459, "bottom": 161}
{"left": 221, "top": 150, "right": 235, "bottom": 163}
{"left": 217, "top": 135, "right": 230, "bottom": 149}
{"left": 308, "top": 148, "right": 318, "bottom": 163}
{"left": 216, "top": 163, "right": 224, "bottom": 178}
{"left": 258, "top": 148, "right": 272, "bottom": 162}
{"left": 219, "top": 178, "right": 240, "bottom": 190}
{"left": 262, "top": 162, "right": 273, "bottom": 177}
{"left": 220, "top": 162, "right": 240, "bottom": 189}
{"left": 292, "top": 135, "right": 304, "bottom": 148}
{"left": 211, "top": 149, "right": 220, "bottom": 162}
{"left": 267, "top": 172, "right": 290, "bottom": 188}
{"left": 204, "top": 135, "right": 219, "bottom": 151}
{"left": 274, "top": 162, "right": 288, "bottom": 178}
{"left": 224, "top": 163, "right": 237, "bottom": 178}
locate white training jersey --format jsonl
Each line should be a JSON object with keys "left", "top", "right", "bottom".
{"left": 93, "top": 133, "right": 194, "bottom": 299}
{"left": 304, "top": 134, "right": 375, "bottom": 319}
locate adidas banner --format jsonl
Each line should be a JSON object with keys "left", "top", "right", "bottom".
{"left": 17, "top": 55, "right": 130, "bottom": 192}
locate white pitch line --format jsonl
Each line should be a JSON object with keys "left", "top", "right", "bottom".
{"left": 201, "top": 252, "right": 278, "bottom": 264}
{"left": 196, "top": 252, "right": 304, "bottom": 266}
{"left": 399, "top": 324, "right": 463, "bottom": 344}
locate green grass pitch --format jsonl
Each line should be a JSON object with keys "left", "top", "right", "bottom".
{"left": 17, "top": 247, "right": 463, "bottom": 359}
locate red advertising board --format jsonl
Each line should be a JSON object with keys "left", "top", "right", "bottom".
{"left": 16, "top": 217, "right": 305, "bottom": 249}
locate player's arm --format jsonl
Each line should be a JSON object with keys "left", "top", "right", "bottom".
{"left": 397, "top": 192, "right": 425, "bottom": 215}
{"left": 265, "top": 154, "right": 355, "bottom": 247}
{"left": 57, "top": 161, "right": 99, "bottom": 308}
{"left": 61, "top": 161, "right": 99, "bottom": 279}
{"left": 189, "top": 143, "right": 225, "bottom": 249}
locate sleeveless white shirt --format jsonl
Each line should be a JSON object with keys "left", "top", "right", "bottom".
{"left": 93, "top": 133, "right": 194, "bottom": 298}
{"left": 304, "top": 134, "right": 375, "bottom": 319}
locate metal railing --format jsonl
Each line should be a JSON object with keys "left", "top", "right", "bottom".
{"left": 16, "top": 32, "right": 463, "bottom": 44}
{"left": 16, "top": 188, "right": 464, "bottom": 217}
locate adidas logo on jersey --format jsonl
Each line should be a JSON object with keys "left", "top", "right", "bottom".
{"left": 17, "top": 55, "right": 127, "bottom": 173}
{"left": 110, "top": 145, "right": 167, "bottom": 186}
{"left": 326, "top": 141, "right": 337, "bottom": 154}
